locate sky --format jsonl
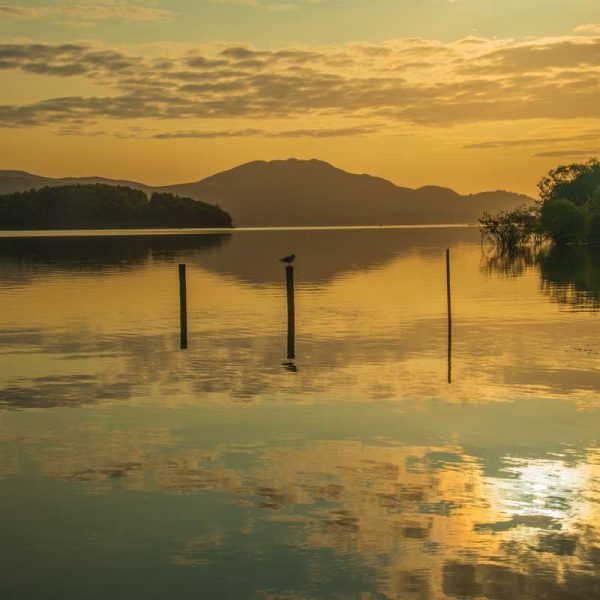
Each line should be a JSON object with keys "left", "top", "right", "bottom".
{"left": 0, "top": 0, "right": 599, "bottom": 195}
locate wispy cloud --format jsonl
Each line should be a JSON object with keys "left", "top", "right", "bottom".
{"left": 0, "top": 2, "right": 175, "bottom": 23}
{"left": 574, "top": 23, "right": 600, "bottom": 34}
{"left": 208, "top": 0, "right": 319, "bottom": 9}
{"left": 153, "top": 125, "right": 379, "bottom": 139}
{"left": 464, "top": 132, "right": 600, "bottom": 149}
{"left": 0, "top": 34, "right": 598, "bottom": 136}
{"left": 533, "top": 149, "right": 599, "bottom": 158}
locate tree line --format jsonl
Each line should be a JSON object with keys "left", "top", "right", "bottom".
{"left": 0, "top": 184, "right": 233, "bottom": 229}
{"left": 480, "top": 158, "right": 600, "bottom": 248}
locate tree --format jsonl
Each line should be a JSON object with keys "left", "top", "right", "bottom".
{"left": 539, "top": 198, "right": 586, "bottom": 244}
{"left": 585, "top": 184, "right": 600, "bottom": 244}
{"left": 538, "top": 158, "right": 600, "bottom": 206}
{"left": 0, "top": 184, "right": 233, "bottom": 229}
{"left": 479, "top": 205, "right": 542, "bottom": 249}
{"left": 481, "top": 159, "right": 600, "bottom": 247}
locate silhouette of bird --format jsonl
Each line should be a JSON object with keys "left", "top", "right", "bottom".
{"left": 280, "top": 254, "right": 296, "bottom": 264}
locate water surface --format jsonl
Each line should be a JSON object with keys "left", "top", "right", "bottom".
{"left": 1, "top": 227, "right": 599, "bottom": 599}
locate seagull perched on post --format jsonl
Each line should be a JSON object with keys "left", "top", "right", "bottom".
{"left": 280, "top": 254, "right": 296, "bottom": 264}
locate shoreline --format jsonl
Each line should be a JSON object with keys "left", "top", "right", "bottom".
{"left": 0, "top": 223, "right": 478, "bottom": 239}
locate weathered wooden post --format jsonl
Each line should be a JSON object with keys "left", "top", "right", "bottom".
{"left": 286, "top": 265, "right": 295, "bottom": 360}
{"left": 446, "top": 249, "right": 452, "bottom": 384}
{"left": 179, "top": 263, "right": 188, "bottom": 350}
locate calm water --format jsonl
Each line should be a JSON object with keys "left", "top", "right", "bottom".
{"left": 1, "top": 227, "right": 599, "bottom": 600}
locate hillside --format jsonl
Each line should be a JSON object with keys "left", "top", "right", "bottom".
{"left": 0, "top": 159, "right": 534, "bottom": 227}
{"left": 159, "top": 159, "right": 533, "bottom": 226}
{"left": 0, "top": 170, "right": 152, "bottom": 197}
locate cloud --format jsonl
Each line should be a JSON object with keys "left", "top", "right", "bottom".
{"left": 0, "top": 2, "right": 175, "bottom": 23}
{"left": 463, "top": 38, "right": 600, "bottom": 74}
{"left": 464, "top": 132, "right": 600, "bottom": 149}
{"left": 574, "top": 24, "right": 600, "bottom": 34}
{"left": 208, "top": 0, "right": 315, "bottom": 9}
{"left": 533, "top": 149, "right": 600, "bottom": 159}
{"left": 153, "top": 125, "right": 379, "bottom": 139}
{"left": 0, "top": 34, "right": 598, "bottom": 135}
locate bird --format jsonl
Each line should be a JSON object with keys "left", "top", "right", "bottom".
{"left": 279, "top": 254, "right": 296, "bottom": 264}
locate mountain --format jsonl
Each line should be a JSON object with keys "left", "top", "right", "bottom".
{"left": 0, "top": 171, "right": 151, "bottom": 196}
{"left": 158, "top": 159, "right": 533, "bottom": 226}
{"left": 0, "top": 159, "right": 534, "bottom": 227}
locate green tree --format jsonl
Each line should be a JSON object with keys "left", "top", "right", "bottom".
{"left": 479, "top": 204, "right": 541, "bottom": 249}
{"left": 540, "top": 198, "right": 586, "bottom": 244}
{"left": 0, "top": 184, "right": 233, "bottom": 230}
{"left": 481, "top": 159, "right": 600, "bottom": 248}
{"left": 585, "top": 184, "right": 600, "bottom": 244}
{"left": 538, "top": 158, "right": 600, "bottom": 206}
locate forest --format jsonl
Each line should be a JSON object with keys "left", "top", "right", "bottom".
{"left": 0, "top": 184, "right": 233, "bottom": 229}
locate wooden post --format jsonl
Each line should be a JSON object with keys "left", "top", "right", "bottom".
{"left": 179, "top": 263, "right": 188, "bottom": 350}
{"left": 286, "top": 265, "right": 295, "bottom": 360}
{"left": 446, "top": 249, "right": 452, "bottom": 384}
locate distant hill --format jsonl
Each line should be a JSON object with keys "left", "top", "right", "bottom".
{"left": 0, "top": 170, "right": 152, "bottom": 196}
{"left": 0, "top": 159, "right": 534, "bottom": 227}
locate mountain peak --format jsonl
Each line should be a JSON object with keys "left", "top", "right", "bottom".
{"left": 156, "top": 158, "right": 533, "bottom": 226}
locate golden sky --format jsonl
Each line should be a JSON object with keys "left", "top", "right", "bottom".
{"left": 0, "top": 1, "right": 599, "bottom": 195}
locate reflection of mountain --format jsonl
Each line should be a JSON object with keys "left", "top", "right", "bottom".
{"left": 185, "top": 226, "right": 480, "bottom": 284}
{"left": 0, "top": 159, "right": 533, "bottom": 227}
{"left": 0, "top": 227, "right": 479, "bottom": 285}
{"left": 482, "top": 244, "right": 600, "bottom": 308}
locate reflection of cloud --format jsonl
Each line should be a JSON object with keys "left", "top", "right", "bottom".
{"left": 489, "top": 457, "right": 589, "bottom": 520}
{"left": 0, "top": 34, "right": 599, "bottom": 133}
{"left": 0, "top": 437, "right": 19, "bottom": 479}
{"left": 37, "top": 425, "right": 250, "bottom": 497}
{"left": 13, "top": 425, "right": 600, "bottom": 600}
{"left": 0, "top": 372, "right": 135, "bottom": 409}
{"left": 188, "top": 442, "right": 600, "bottom": 600}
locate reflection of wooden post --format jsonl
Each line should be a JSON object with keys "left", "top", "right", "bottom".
{"left": 446, "top": 249, "right": 452, "bottom": 384}
{"left": 286, "top": 265, "right": 295, "bottom": 360}
{"left": 179, "top": 264, "right": 188, "bottom": 350}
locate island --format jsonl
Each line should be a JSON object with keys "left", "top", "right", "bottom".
{"left": 0, "top": 184, "right": 233, "bottom": 230}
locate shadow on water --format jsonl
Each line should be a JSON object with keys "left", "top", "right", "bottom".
{"left": 480, "top": 244, "right": 539, "bottom": 278}
{"left": 0, "top": 233, "right": 231, "bottom": 270}
{"left": 482, "top": 243, "right": 600, "bottom": 309}
{"left": 539, "top": 244, "right": 600, "bottom": 308}
{"left": 0, "top": 227, "right": 480, "bottom": 286}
